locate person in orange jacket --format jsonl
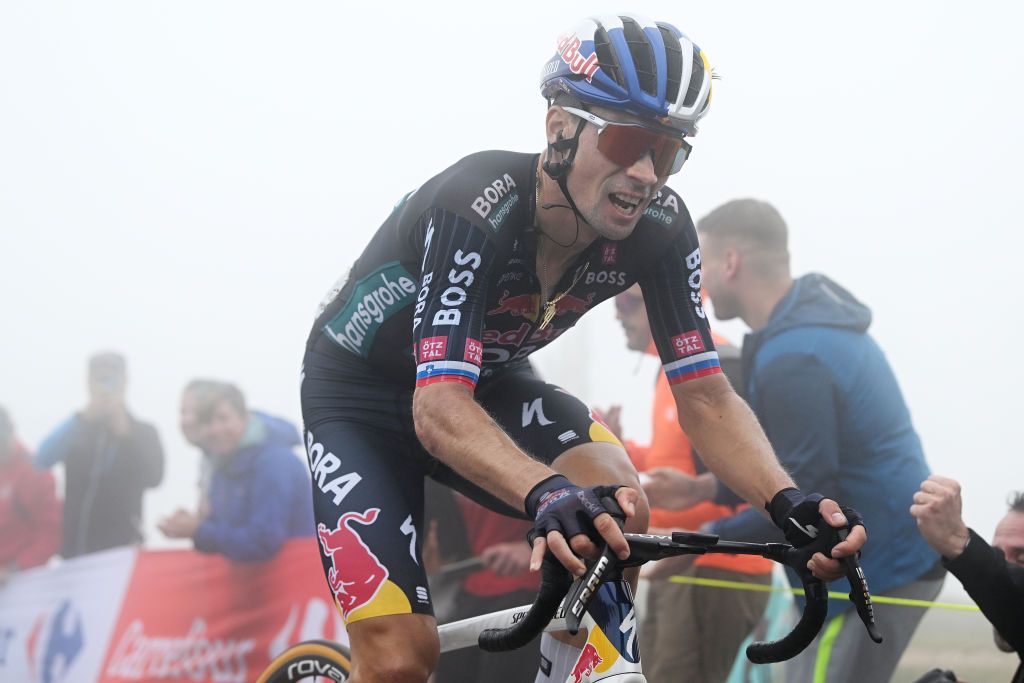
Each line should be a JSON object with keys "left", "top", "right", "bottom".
{"left": 603, "top": 285, "right": 772, "bottom": 683}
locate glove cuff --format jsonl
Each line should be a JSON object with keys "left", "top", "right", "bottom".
{"left": 767, "top": 487, "right": 805, "bottom": 529}
{"left": 524, "top": 474, "right": 572, "bottom": 518}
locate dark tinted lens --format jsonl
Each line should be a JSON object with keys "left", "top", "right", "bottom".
{"left": 597, "top": 124, "right": 686, "bottom": 176}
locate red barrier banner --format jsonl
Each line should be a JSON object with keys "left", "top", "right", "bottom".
{"left": 98, "top": 539, "right": 345, "bottom": 683}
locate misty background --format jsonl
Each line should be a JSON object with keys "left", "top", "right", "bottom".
{"left": 2, "top": 0, "right": 1021, "bottom": 587}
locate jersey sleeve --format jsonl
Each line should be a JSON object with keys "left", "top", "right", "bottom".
{"left": 412, "top": 207, "right": 497, "bottom": 390}
{"left": 638, "top": 224, "right": 721, "bottom": 385}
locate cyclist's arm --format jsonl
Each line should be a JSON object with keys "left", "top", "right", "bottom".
{"left": 670, "top": 373, "right": 794, "bottom": 514}
{"left": 413, "top": 383, "right": 555, "bottom": 510}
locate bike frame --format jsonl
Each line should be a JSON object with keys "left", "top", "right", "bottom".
{"left": 437, "top": 578, "right": 644, "bottom": 682}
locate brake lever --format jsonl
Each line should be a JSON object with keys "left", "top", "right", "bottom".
{"left": 837, "top": 528, "right": 883, "bottom": 643}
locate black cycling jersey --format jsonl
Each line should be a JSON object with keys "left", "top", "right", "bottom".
{"left": 308, "top": 150, "right": 721, "bottom": 389}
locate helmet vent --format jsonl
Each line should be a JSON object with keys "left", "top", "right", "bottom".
{"left": 682, "top": 45, "right": 704, "bottom": 108}
{"left": 593, "top": 27, "right": 623, "bottom": 88}
{"left": 621, "top": 17, "right": 657, "bottom": 96}
{"left": 658, "top": 25, "right": 683, "bottom": 104}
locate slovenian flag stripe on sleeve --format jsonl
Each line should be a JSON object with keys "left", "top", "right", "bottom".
{"left": 664, "top": 351, "right": 722, "bottom": 384}
{"left": 416, "top": 360, "right": 480, "bottom": 389}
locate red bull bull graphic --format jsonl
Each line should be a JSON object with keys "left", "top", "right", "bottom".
{"left": 317, "top": 509, "right": 389, "bottom": 621}
{"left": 552, "top": 292, "right": 595, "bottom": 316}
{"left": 488, "top": 291, "right": 540, "bottom": 320}
{"left": 569, "top": 642, "right": 603, "bottom": 683}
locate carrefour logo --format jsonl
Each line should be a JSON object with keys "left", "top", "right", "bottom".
{"left": 324, "top": 262, "right": 417, "bottom": 356}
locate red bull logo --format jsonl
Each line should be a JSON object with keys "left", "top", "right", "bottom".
{"left": 570, "top": 643, "right": 603, "bottom": 683}
{"left": 488, "top": 291, "right": 540, "bottom": 320}
{"left": 553, "top": 292, "right": 595, "bottom": 316}
{"left": 317, "top": 508, "right": 389, "bottom": 620}
{"left": 556, "top": 33, "right": 600, "bottom": 83}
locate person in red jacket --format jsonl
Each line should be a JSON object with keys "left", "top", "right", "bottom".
{"left": 605, "top": 286, "right": 772, "bottom": 683}
{"left": 0, "top": 405, "right": 61, "bottom": 584}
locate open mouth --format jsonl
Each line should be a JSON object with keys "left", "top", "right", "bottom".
{"left": 609, "top": 192, "right": 643, "bottom": 216}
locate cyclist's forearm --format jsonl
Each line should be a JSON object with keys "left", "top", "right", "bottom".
{"left": 674, "top": 379, "right": 794, "bottom": 513}
{"left": 413, "top": 382, "right": 553, "bottom": 511}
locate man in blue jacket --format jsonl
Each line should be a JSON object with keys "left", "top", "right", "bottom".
{"left": 645, "top": 198, "right": 941, "bottom": 682}
{"left": 159, "top": 381, "right": 313, "bottom": 562}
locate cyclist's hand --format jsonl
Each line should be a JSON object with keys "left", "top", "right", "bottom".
{"left": 809, "top": 498, "right": 867, "bottom": 581}
{"left": 767, "top": 487, "right": 867, "bottom": 581}
{"left": 525, "top": 475, "right": 637, "bottom": 576}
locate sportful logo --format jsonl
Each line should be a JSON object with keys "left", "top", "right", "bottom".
{"left": 324, "top": 262, "right": 417, "bottom": 356}
{"left": 556, "top": 33, "right": 600, "bottom": 82}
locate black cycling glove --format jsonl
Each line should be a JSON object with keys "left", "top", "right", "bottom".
{"left": 524, "top": 474, "right": 622, "bottom": 544}
{"left": 767, "top": 487, "right": 865, "bottom": 549}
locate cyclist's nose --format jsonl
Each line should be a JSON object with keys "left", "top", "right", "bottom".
{"left": 626, "top": 151, "right": 659, "bottom": 185}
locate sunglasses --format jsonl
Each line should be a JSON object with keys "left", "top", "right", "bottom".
{"left": 562, "top": 106, "right": 692, "bottom": 176}
{"left": 615, "top": 292, "right": 645, "bottom": 315}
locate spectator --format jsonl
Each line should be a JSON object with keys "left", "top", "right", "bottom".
{"left": 607, "top": 285, "right": 772, "bottom": 683}
{"left": 910, "top": 475, "right": 1024, "bottom": 682}
{"left": 0, "top": 405, "right": 61, "bottom": 583}
{"left": 35, "top": 352, "right": 164, "bottom": 558}
{"left": 433, "top": 493, "right": 539, "bottom": 683}
{"left": 646, "top": 199, "right": 942, "bottom": 682}
{"left": 159, "top": 381, "right": 313, "bottom": 562}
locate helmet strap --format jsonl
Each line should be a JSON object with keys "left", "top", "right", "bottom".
{"left": 540, "top": 121, "right": 590, "bottom": 241}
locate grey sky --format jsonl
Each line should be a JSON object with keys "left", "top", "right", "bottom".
{"left": 2, "top": 0, "right": 1021, "bottom": 571}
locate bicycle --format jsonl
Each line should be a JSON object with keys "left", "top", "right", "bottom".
{"left": 258, "top": 512, "right": 882, "bottom": 683}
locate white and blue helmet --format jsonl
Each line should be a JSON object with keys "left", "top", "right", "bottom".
{"left": 540, "top": 14, "right": 713, "bottom": 136}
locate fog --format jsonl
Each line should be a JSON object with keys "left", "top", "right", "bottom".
{"left": 2, "top": 0, "right": 1021, "bottom": 572}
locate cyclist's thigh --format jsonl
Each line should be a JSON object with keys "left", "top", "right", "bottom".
{"left": 426, "top": 364, "right": 630, "bottom": 518}
{"left": 476, "top": 365, "right": 628, "bottom": 470}
{"left": 302, "top": 348, "right": 435, "bottom": 626}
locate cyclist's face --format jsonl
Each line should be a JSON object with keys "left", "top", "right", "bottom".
{"left": 551, "top": 106, "right": 676, "bottom": 241}
{"left": 200, "top": 399, "right": 247, "bottom": 456}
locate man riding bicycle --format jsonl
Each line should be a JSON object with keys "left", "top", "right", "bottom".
{"left": 300, "top": 14, "right": 867, "bottom": 683}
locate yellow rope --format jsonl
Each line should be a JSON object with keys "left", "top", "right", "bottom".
{"left": 665, "top": 575, "right": 981, "bottom": 612}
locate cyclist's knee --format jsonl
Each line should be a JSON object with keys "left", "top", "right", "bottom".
{"left": 347, "top": 614, "right": 439, "bottom": 683}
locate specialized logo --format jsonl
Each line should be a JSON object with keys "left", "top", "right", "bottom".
{"left": 324, "top": 262, "right": 417, "bottom": 356}
{"left": 570, "top": 642, "right": 604, "bottom": 683}
{"left": 471, "top": 174, "right": 519, "bottom": 233}
{"left": 522, "top": 397, "right": 554, "bottom": 427}
{"left": 488, "top": 291, "right": 540, "bottom": 320}
{"left": 556, "top": 33, "right": 600, "bottom": 83}
{"left": 671, "top": 330, "right": 707, "bottom": 358}
{"left": 317, "top": 509, "right": 390, "bottom": 621}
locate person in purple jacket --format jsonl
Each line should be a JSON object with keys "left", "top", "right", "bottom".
{"left": 159, "top": 380, "right": 313, "bottom": 561}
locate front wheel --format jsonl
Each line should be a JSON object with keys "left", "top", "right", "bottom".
{"left": 256, "top": 639, "right": 351, "bottom": 683}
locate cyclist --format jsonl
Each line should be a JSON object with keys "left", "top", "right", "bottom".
{"left": 301, "top": 14, "right": 867, "bottom": 683}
